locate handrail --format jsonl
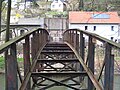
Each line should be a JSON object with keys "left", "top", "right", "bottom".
{"left": 0, "top": 28, "right": 49, "bottom": 53}
{"left": 65, "top": 41, "right": 102, "bottom": 90}
{"left": 63, "top": 29, "right": 120, "bottom": 48}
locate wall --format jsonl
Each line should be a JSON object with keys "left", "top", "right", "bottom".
{"left": 69, "top": 23, "right": 119, "bottom": 42}
{"left": 51, "top": 0, "right": 64, "bottom": 12}
{"left": 44, "top": 18, "right": 68, "bottom": 41}
{"left": 45, "top": 18, "right": 68, "bottom": 31}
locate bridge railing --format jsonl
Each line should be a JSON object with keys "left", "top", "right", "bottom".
{"left": 0, "top": 28, "right": 49, "bottom": 90}
{"left": 63, "top": 29, "right": 120, "bottom": 90}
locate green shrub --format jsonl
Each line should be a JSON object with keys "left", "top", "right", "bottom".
{"left": 0, "top": 57, "right": 5, "bottom": 69}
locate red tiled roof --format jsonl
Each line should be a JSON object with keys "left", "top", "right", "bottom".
{"left": 69, "top": 11, "right": 120, "bottom": 24}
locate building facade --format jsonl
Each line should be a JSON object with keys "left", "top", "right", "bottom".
{"left": 69, "top": 11, "right": 120, "bottom": 43}
{"left": 51, "top": 0, "right": 66, "bottom": 12}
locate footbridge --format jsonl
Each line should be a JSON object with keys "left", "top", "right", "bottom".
{"left": 0, "top": 28, "right": 120, "bottom": 90}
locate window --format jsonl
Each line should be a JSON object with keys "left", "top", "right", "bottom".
{"left": 92, "top": 14, "right": 110, "bottom": 19}
{"left": 85, "top": 26, "right": 88, "bottom": 30}
{"left": 111, "top": 26, "right": 114, "bottom": 31}
{"left": 111, "top": 37, "right": 113, "bottom": 41}
{"left": 55, "top": 0, "right": 58, "bottom": 2}
{"left": 20, "top": 30, "right": 24, "bottom": 35}
{"left": 9, "top": 30, "right": 12, "bottom": 38}
{"left": 93, "top": 26, "right": 96, "bottom": 31}
{"left": 59, "top": 4, "right": 61, "bottom": 7}
{"left": 52, "top": 5, "right": 55, "bottom": 8}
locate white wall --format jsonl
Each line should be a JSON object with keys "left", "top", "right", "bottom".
{"left": 69, "top": 23, "right": 119, "bottom": 42}
{"left": 51, "top": 0, "right": 64, "bottom": 12}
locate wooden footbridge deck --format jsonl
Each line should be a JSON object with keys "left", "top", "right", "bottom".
{"left": 0, "top": 28, "right": 120, "bottom": 90}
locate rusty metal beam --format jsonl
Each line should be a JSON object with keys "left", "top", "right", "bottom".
{"left": 31, "top": 37, "right": 35, "bottom": 61}
{"left": 0, "top": 0, "right": 2, "bottom": 38}
{"left": 63, "top": 29, "right": 120, "bottom": 48}
{"left": 104, "top": 43, "right": 114, "bottom": 90}
{"left": 41, "top": 50, "right": 74, "bottom": 54}
{"left": 32, "top": 72, "right": 87, "bottom": 77}
{"left": 0, "top": 28, "right": 49, "bottom": 54}
{"left": 36, "top": 75, "right": 80, "bottom": 90}
{"left": 65, "top": 42, "right": 102, "bottom": 90}
{"left": 23, "top": 36, "right": 31, "bottom": 89}
{"left": 88, "top": 36, "right": 95, "bottom": 90}
{"left": 37, "top": 59, "right": 79, "bottom": 63}
{"left": 17, "top": 63, "right": 23, "bottom": 83}
{"left": 5, "top": 0, "right": 11, "bottom": 42}
{"left": 80, "top": 32, "right": 85, "bottom": 71}
{"left": 19, "top": 43, "right": 47, "bottom": 90}
{"left": 5, "top": 43, "right": 18, "bottom": 90}
{"left": 39, "top": 76, "right": 80, "bottom": 90}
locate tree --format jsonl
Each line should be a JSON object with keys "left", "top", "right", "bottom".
{"left": 0, "top": 1, "right": 2, "bottom": 39}
{"left": 66, "top": 0, "right": 79, "bottom": 11}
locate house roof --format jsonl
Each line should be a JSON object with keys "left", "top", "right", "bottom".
{"left": 69, "top": 11, "right": 120, "bottom": 24}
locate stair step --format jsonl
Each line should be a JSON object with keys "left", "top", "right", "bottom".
{"left": 43, "top": 47, "right": 71, "bottom": 50}
{"left": 31, "top": 72, "right": 87, "bottom": 77}
{"left": 46, "top": 43, "right": 68, "bottom": 47}
{"left": 41, "top": 50, "right": 74, "bottom": 54}
{"left": 37, "top": 59, "right": 79, "bottom": 63}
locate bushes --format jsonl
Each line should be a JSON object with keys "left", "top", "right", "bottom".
{"left": 0, "top": 56, "right": 23, "bottom": 69}
{"left": 0, "top": 57, "right": 4, "bottom": 69}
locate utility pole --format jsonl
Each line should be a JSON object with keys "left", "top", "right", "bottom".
{"left": 5, "top": 0, "right": 12, "bottom": 89}
{"left": 5, "top": 0, "right": 11, "bottom": 42}
{"left": 91, "top": 0, "right": 94, "bottom": 11}
{"left": 0, "top": 0, "right": 2, "bottom": 40}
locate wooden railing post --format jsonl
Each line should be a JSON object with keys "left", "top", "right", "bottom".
{"left": 104, "top": 43, "right": 114, "bottom": 90}
{"left": 5, "top": 43, "right": 18, "bottom": 90}
{"left": 80, "top": 32, "right": 85, "bottom": 71}
{"left": 88, "top": 36, "right": 95, "bottom": 90}
{"left": 23, "top": 36, "right": 31, "bottom": 90}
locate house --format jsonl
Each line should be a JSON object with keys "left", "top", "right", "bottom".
{"left": 9, "top": 18, "right": 44, "bottom": 39}
{"left": 69, "top": 11, "right": 120, "bottom": 43}
{"left": 51, "top": 0, "right": 66, "bottom": 12}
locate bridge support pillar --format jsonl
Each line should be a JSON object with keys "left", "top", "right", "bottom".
{"left": 104, "top": 43, "right": 114, "bottom": 90}
{"left": 5, "top": 43, "right": 18, "bottom": 90}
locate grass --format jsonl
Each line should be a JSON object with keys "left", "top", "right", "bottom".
{"left": 0, "top": 57, "right": 4, "bottom": 69}
{"left": 115, "top": 57, "right": 120, "bottom": 61}
{"left": 0, "top": 56, "right": 24, "bottom": 69}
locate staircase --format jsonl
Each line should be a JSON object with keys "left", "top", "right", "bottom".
{"left": 31, "top": 42, "right": 87, "bottom": 90}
